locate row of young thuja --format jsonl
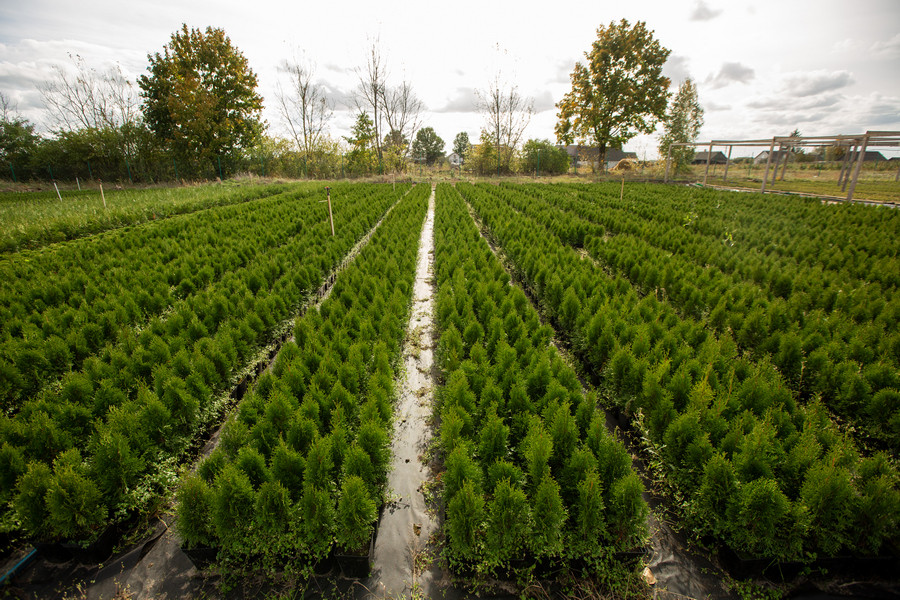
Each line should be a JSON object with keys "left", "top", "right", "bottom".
{"left": 432, "top": 184, "right": 648, "bottom": 575}
{"left": 0, "top": 184, "right": 407, "bottom": 542}
{"left": 0, "top": 182, "right": 365, "bottom": 411}
{"left": 564, "top": 180, "right": 900, "bottom": 293}
{"left": 175, "top": 184, "right": 431, "bottom": 570}
{"left": 457, "top": 182, "right": 899, "bottom": 562}
{"left": 0, "top": 181, "right": 298, "bottom": 254}
{"left": 504, "top": 183, "right": 900, "bottom": 451}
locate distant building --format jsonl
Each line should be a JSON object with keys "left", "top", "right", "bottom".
{"left": 560, "top": 145, "right": 637, "bottom": 170}
{"left": 754, "top": 150, "right": 790, "bottom": 164}
{"left": 448, "top": 152, "right": 462, "bottom": 167}
{"left": 691, "top": 151, "right": 728, "bottom": 165}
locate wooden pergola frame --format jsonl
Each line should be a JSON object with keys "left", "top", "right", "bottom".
{"left": 664, "top": 131, "right": 900, "bottom": 202}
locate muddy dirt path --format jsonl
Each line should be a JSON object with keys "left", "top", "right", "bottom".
{"left": 362, "top": 185, "right": 445, "bottom": 599}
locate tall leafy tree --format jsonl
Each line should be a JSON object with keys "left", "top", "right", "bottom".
{"left": 411, "top": 126, "right": 445, "bottom": 166}
{"left": 658, "top": 78, "right": 704, "bottom": 174}
{"left": 556, "top": 19, "right": 670, "bottom": 170}
{"left": 0, "top": 93, "right": 41, "bottom": 178}
{"left": 521, "top": 139, "right": 570, "bottom": 175}
{"left": 452, "top": 132, "right": 471, "bottom": 163}
{"left": 344, "top": 112, "right": 377, "bottom": 173}
{"left": 139, "top": 25, "right": 264, "bottom": 176}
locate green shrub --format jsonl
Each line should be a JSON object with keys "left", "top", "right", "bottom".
{"left": 287, "top": 415, "right": 318, "bottom": 454}
{"left": 0, "top": 443, "right": 26, "bottom": 504}
{"left": 851, "top": 454, "right": 900, "bottom": 554}
{"left": 176, "top": 472, "right": 213, "bottom": 548}
{"left": 477, "top": 405, "right": 509, "bottom": 465}
{"left": 254, "top": 480, "right": 291, "bottom": 534}
{"left": 529, "top": 474, "right": 567, "bottom": 558}
{"left": 304, "top": 435, "right": 334, "bottom": 489}
{"left": 484, "top": 478, "right": 530, "bottom": 568}
{"left": 45, "top": 450, "right": 105, "bottom": 539}
{"left": 522, "top": 417, "right": 553, "bottom": 489}
{"left": 485, "top": 460, "right": 525, "bottom": 492}
{"left": 14, "top": 461, "right": 53, "bottom": 537}
{"left": 444, "top": 443, "right": 482, "bottom": 501}
{"left": 335, "top": 475, "right": 377, "bottom": 552}
{"left": 89, "top": 425, "right": 145, "bottom": 502}
{"left": 235, "top": 446, "right": 271, "bottom": 489}
{"left": 693, "top": 453, "right": 738, "bottom": 539}
{"left": 270, "top": 441, "right": 305, "bottom": 502}
{"left": 730, "top": 478, "right": 791, "bottom": 559}
{"left": 356, "top": 419, "right": 390, "bottom": 479}
{"left": 211, "top": 464, "right": 255, "bottom": 550}
{"left": 800, "top": 463, "right": 853, "bottom": 555}
{"left": 298, "top": 483, "right": 335, "bottom": 559}
{"left": 446, "top": 479, "right": 484, "bottom": 563}
{"left": 607, "top": 472, "right": 647, "bottom": 549}
{"left": 572, "top": 471, "right": 605, "bottom": 558}
{"left": 343, "top": 443, "right": 376, "bottom": 495}
{"left": 198, "top": 448, "right": 226, "bottom": 483}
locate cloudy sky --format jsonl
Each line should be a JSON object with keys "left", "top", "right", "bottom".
{"left": 2, "top": 0, "right": 899, "bottom": 159}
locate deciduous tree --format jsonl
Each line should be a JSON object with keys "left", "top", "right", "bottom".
{"left": 276, "top": 57, "right": 333, "bottom": 167}
{"left": 556, "top": 19, "right": 670, "bottom": 170}
{"left": 411, "top": 126, "right": 445, "bottom": 165}
{"left": 452, "top": 132, "right": 471, "bottom": 163}
{"left": 477, "top": 75, "right": 533, "bottom": 175}
{"left": 139, "top": 25, "right": 264, "bottom": 176}
{"left": 658, "top": 78, "right": 703, "bottom": 174}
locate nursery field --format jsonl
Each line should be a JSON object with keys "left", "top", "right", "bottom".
{"left": 1, "top": 180, "right": 898, "bottom": 599}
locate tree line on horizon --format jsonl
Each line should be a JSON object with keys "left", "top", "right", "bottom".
{"left": 0, "top": 20, "right": 707, "bottom": 184}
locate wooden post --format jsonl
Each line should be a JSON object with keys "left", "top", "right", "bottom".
{"left": 325, "top": 186, "right": 334, "bottom": 236}
{"left": 54, "top": 181, "right": 62, "bottom": 202}
{"left": 723, "top": 145, "right": 732, "bottom": 182}
{"left": 76, "top": 177, "right": 81, "bottom": 191}
{"left": 100, "top": 181, "right": 107, "bottom": 209}
{"left": 761, "top": 138, "right": 775, "bottom": 192}
{"left": 842, "top": 143, "right": 860, "bottom": 192}
{"left": 703, "top": 142, "right": 713, "bottom": 185}
{"left": 779, "top": 146, "right": 790, "bottom": 181}
{"left": 664, "top": 144, "right": 672, "bottom": 183}
{"left": 770, "top": 145, "right": 781, "bottom": 187}
{"left": 838, "top": 143, "right": 854, "bottom": 187}
{"left": 846, "top": 133, "right": 869, "bottom": 203}
{"left": 620, "top": 171, "right": 625, "bottom": 201}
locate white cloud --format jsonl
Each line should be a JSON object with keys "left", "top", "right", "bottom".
{"left": 870, "top": 33, "right": 900, "bottom": 58}
{"left": 690, "top": 1, "right": 723, "bottom": 21}
{"left": 782, "top": 70, "right": 853, "bottom": 97}
{"left": 663, "top": 55, "right": 692, "bottom": 87}
{"left": 705, "top": 62, "right": 755, "bottom": 88}
{"left": 433, "top": 87, "right": 478, "bottom": 114}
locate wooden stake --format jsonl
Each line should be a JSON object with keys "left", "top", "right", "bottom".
{"left": 846, "top": 133, "right": 869, "bottom": 203}
{"left": 76, "top": 177, "right": 81, "bottom": 191}
{"left": 323, "top": 187, "right": 334, "bottom": 236}
{"left": 723, "top": 146, "right": 733, "bottom": 182}
{"left": 703, "top": 141, "right": 713, "bottom": 185}
{"left": 620, "top": 172, "right": 625, "bottom": 201}
{"left": 54, "top": 182, "right": 62, "bottom": 201}
{"left": 761, "top": 138, "right": 775, "bottom": 192}
{"left": 100, "top": 181, "right": 107, "bottom": 209}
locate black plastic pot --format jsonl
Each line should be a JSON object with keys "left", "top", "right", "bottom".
{"left": 182, "top": 544, "right": 217, "bottom": 571}
{"left": 719, "top": 546, "right": 899, "bottom": 581}
{"left": 334, "top": 531, "right": 375, "bottom": 579}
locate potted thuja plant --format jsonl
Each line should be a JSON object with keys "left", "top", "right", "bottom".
{"left": 334, "top": 475, "right": 378, "bottom": 577}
